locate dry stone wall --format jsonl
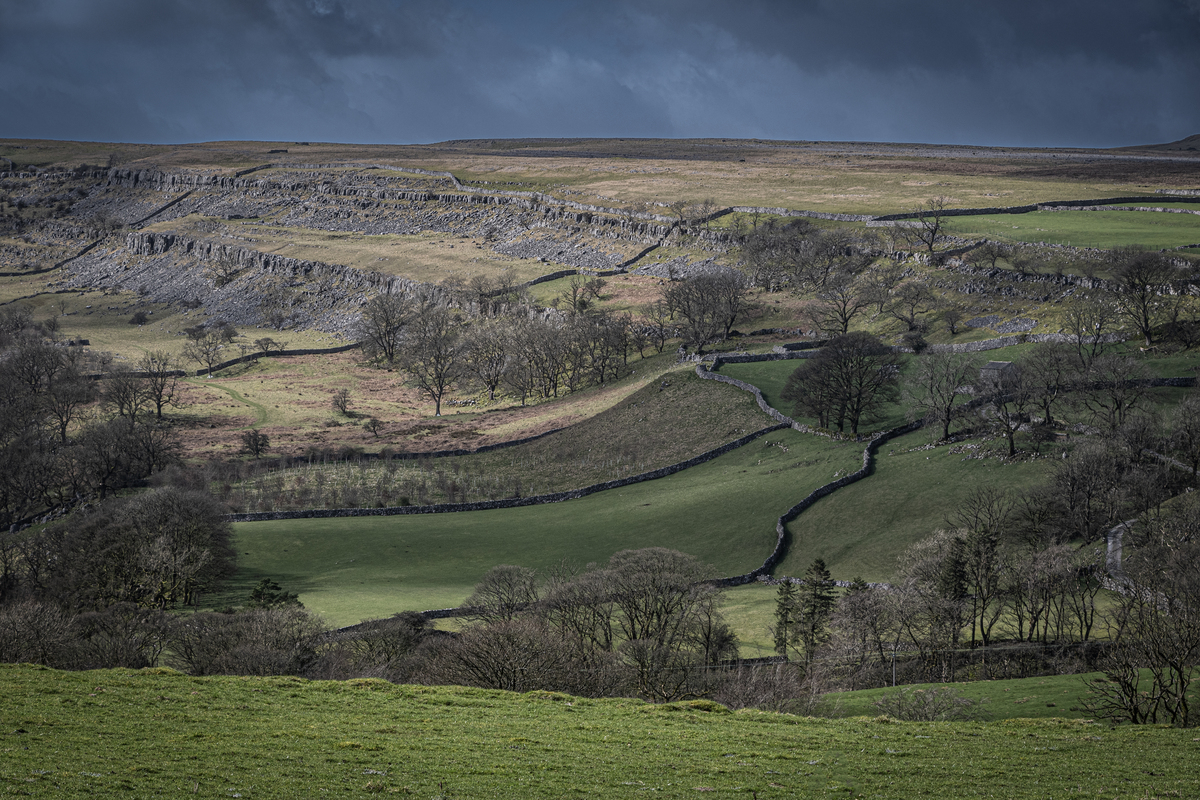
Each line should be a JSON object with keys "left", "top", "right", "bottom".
{"left": 227, "top": 423, "right": 789, "bottom": 523}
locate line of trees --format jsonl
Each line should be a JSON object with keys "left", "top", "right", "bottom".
{"left": 358, "top": 290, "right": 642, "bottom": 413}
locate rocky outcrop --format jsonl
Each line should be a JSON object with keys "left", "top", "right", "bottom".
{"left": 60, "top": 231, "right": 439, "bottom": 337}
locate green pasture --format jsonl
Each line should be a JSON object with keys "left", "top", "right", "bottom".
{"left": 222, "top": 428, "right": 866, "bottom": 625}
{"left": 944, "top": 208, "right": 1200, "bottom": 249}
{"left": 226, "top": 368, "right": 776, "bottom": 508}
{"left": 718, "top": 358, "right": 914, "bottom": 434}
{"left": 4, "top": 665, "right": 1199, "bottom": 800}
{"left": 824, "top": 672, "right": 1108, "bottom": 722}
{"left": 775, "top": 428, "right": 1051, "bottom": 581}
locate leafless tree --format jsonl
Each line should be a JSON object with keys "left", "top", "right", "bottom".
{"left": 357, "top": 293, "right": 411, "bottom": 364}
{"left": 1023, "top": 342, "right": 1076, "bottom": 427}
{"left": 782, "top": 332, "right": 900, "bottom": 435}
{"left": 790, "top": 228, "right": 873, "bottom": 293}
{"left": 182, "top": 330, "right": 227, "bottom": 376}
{"left": 464, "top": 565, "right": 541, "bottom": 623}
{"left": 1076, "top": 354, "right": 1152, "bottom": 432}
{"left": 888, "top": 281, "right": 938, "bottom": 331}
{"left": 399, "top": 302, "right": 464, "bottom": 416}
{"left": 663, "top": 270, "right": 749, "bottom": 354}
{"left": 909, "top": 195, "right": 950, "bottom": 254}
{"left": 974, "top": 361, "right": 1037, "bottom": 457}
{"left": 904, "top": 351, "right": 977, "bottom": 440}
{"left": 1086, "top": 496, "right": 1200, "bottom": 727}
{"left": 331, "top": 388, "right": 351, "bottom": 416}
{"left": 1108, "top": 247, "right": 1178, "bottom": 346}
{"left": 202, "top": 252, "right": 242, "bottom": 288}
{"left": 137, "top": 351, "right": 181, "bottom": 419}
{"left": 810, "top": 272, "right": 871, "bottom": 336}
{"left": 964, "top": 240, "right": 1011, "bottom": 270}
{"left": 103, "top": 364, "right": 151, "bottom": 424}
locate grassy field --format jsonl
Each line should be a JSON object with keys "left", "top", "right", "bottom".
{"left": 224, "top": 368, "right": 777, "bottom": 509}
{"left": 143, "top": 215, "right": 566, "bottom": 285}
{"left": 10, "top": 136, "right": 1200, "bottom": 214}
{"left": 718, "top": 359, "right": 914, "bottom": 435}
{"left": 775, "top": 428, "right": 1052, "bottom": 581}
{"left": 218, "top": 428, "right": 865, "bottom": 624}
{"left": 3, "top": 664, "right": 1199, "bottom": 799}
{"left": 944, "top": 208, "right": 1200, "bottom": 249}
{"left": 823, "top": 672, "right": 1108, "bottom": 722}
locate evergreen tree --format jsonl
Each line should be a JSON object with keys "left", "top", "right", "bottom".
{"left": 773, "top": 580, "right": 798, "bottom": 658}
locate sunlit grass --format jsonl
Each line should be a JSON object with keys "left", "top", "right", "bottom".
{"left": 3, "top": 664, "right": 1198, "bottom": 799}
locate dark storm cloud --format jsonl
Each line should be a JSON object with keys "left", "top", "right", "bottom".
{"left": 1, "top": 0, "right": 1198, "bottom": 147}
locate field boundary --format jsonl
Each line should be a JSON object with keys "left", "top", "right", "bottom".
{"left": 228, "top": 423, "right": 788, "bottom": 522}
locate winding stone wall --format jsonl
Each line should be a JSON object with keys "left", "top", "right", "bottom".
{"left": 227, "top": 423, "right": 788, "bottom": 523}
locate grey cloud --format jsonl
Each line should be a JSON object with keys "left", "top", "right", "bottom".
{"left": 0, "top": 0, "right": 1196, "bottom": 147}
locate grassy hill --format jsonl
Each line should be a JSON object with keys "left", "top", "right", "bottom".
{"left": 218, "top": 426, "right": 863, "bottom": 623}
{"left": 2, "top": 664, "right": 1197, "bottom": 799}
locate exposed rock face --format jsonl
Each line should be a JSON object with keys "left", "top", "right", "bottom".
{"left": 46, "top": 164, "right": 732, "bottom": 332}
{"left": 62, "top": 231, "right": 437, "bottom": 338}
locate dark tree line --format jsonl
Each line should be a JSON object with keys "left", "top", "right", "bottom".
{"left": 358, "top": 290, "right": 640, "bottom": 412}
{"left": 0, "top": 310, "right": 186, "bottom": 526}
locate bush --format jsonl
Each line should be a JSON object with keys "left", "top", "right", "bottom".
{"left": 167, "top": 606, "right": 326, "bottom": 677}
{"left": 871, "top": 685, "right": 985, "bottom": 722}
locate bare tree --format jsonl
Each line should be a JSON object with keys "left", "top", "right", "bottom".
{"left": 909, "top": 195, "right": 949, "bottom": 254}
{"left": 861, "top": 262, "right": 907, "bottom": 315}
{"left": 790, "top": 228, "right": 873, "bottom": 293}
{"left": 974, "top": 361, "right": 1037, "bottom": 457}
{"left": 137, "top": 351, "right": 181, "bottom": 419}
{"left": 1062, "top": 292, "right": 1118, "bottom": 369}
{"left": 399, "top": 302, "right": 463, "bottom": 416}
{"left": 662, "top": 270, "right": 749, "bottom": 354}
{"left": 464, "top": 565, "right": 541, "bottom": 623}
{"left": 782, "top": 332, "right": 900, "bottom": 435}
{"left": 1108, "top": 247, "right": 1177, "bottom": 346}
{"left": 357, "top": 293, "right": 411, "bottom": 365}
{"left": 904, "top": 351, "right": 977, "bottom": 440}
{"left": 965, "top": 240, "right": 1011, "bottom": 270}
{"left": 240, "top": 429, "right": 270, "bottom": 458}
{"left": 810, "top": 272, "right": 871, "bottom": 336}
{"left": 1086, "top": 496, "right": 1200, "bottom": 727}
{"left": 739, "top": 218, "right": 813, "bottom": 292}
{"left": 642, "top": 300, "right": 675, "bottom": 353}
{"left": 202, "top": 252, "right": 242, "bottom": 288}
{"left": 103, "top": 364, "right": 151, "bottom": 424}
{"left": 182, "top": 330, "right": 226, "bottom": 376}
{"left": 331, "top": 388, "right": 351, "bottom": 416}
{"left": 1076, "top": 355, "right": 1152, "bottom": 432}
{"left": 667, "top": 199, "right": 692, "bottom": 230}
{"left": 1167, "top": 394, "right": 1200, "bottom": 483}
{"left": 888, "top": 281, "right": 938, "bottom": 331}
{"left": 1023, "top": 342, "right": 1075, "bottom": 427}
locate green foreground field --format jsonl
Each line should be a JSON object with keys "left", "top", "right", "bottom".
{"left": 223, "top": 428, "right": 865, "bottom": 625}
{"left": 3, "top": 665, "right": 1197, "bottom": 799}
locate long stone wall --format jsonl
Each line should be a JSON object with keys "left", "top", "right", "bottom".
{"left": 924, "top": 332, "right": 1126, "bottom": 354}
{"left": 227, "top": 423, "right": 788, "bottom": 523}
{"left": 874, "top": 195, "right": 1200, "bottom": 222}
{"left": 692, "top": 354, "right": 926, "bottom": 586}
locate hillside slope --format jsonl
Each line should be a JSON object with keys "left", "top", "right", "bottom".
{"left": 3, "top": 665, "right": 1197, "bottom": 799}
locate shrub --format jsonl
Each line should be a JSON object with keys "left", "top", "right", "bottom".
{"left": 871, "top": 686, "right": 985, "bottom": 722}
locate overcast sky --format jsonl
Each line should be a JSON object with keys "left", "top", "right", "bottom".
{"left": 2, "top": 0, "right": 1199, "bottom": 148}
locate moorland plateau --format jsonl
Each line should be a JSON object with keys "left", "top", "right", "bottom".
{"left": 1, "top": 136, "right": 1199, "bottom": 796}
